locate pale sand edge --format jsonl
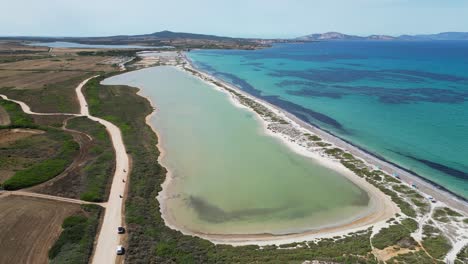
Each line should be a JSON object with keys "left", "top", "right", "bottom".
{"left": 128, "top": 65, "right": 400, "bottom": 246}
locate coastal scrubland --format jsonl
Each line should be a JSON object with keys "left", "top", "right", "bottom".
{"left": 66, "top": 117, "right": 115, "bottom": 201}
{"left": 48, "top": 204, "right": 102, "bottom": 264}
{"left": 0, "top": 99, "right": 79, "bottom": 189}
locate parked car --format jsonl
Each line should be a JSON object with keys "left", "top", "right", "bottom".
{"left": 116, "top": 245, "right": 125, "bottom": 255}
{"left": 117, "top": 226, "right": 125, "bottom": 234}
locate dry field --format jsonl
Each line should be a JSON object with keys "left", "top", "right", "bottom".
{"left": 0, "top": 105, "right": 10, "bottom": 125}
{"left": 0, "top": 42, "right": 120, "bottom": 113}
{"left": 0, "top": 194, "right": 82, "bottom": 264}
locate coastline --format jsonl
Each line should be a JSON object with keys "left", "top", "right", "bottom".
{"left": 132, "top": 65, "right": 399, "bottom": 245}
{"left": 182, "top": 55, "right": 468, "bottom": 215}
{"left": 105, "top": 57, "right": 466, "bottom": 250}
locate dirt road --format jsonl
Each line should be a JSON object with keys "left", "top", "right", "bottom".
{"left": 74, "top": 77, "right": 130, "bottom": 264}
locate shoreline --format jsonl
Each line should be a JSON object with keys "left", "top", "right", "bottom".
{"left": 132, "top": 65, "right": 400, "bottom": 245}
{"left": 183, "top": 55, "right": 468, "bottom": 215}
{"left": 105, "top": 56, "right": 466, "bottom": 248}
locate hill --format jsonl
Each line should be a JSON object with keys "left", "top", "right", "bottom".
{"left": 0, "top": 30, "right": 268, "bottom": 50}
{"left": 297, "top": 31, "right": 468, "bottom": 41}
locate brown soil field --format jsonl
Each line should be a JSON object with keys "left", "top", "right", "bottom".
{"left": 32, "top": 114, "right": 70, "bottom": 127}
{"left": 0, "top": 128, "right": 44, "bottom": 145}
{"left": 0, "top": 194, "right": 81, "bottom": 264}
{"left": 0, "top": 55, "right": 116, "bottom": 72}
{"left": 0, "top": 105, "right": 10, "bottom": 125}
{"left": 0, "top": 69, "right": 90, "bottom": 89}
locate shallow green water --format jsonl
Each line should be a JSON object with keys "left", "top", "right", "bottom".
{"left": 103, "top": 66, "right": 370, "bottom": 235}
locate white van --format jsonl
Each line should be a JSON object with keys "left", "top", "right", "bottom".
{"left": 116, "top": 245, "right": 125, "bottom": 255}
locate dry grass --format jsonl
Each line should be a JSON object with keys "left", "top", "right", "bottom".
{"left": 0, "top": 42, "right": 120, "bottom": 113}
{"left": 0, "top": 128, "right": 44, "bottom": 145}
{"left": 0, "top": 194, "right": 81, "bottom": 264}
{"left": 0, "top": 105, "right": 10, "bottom": 125}
{"left": 0, "top": 69, "right": 89, "bottom": 89}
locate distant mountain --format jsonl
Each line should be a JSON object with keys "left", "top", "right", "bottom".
{"left": 132, "top": 30, "right": 234, "bottom": 41}
{"left": 398, "top": 32, "right": 468, "bottom": 41}
{"left": 1, "top": 30, "right": 269, "bottom": 50}
{"left": 297, "top": 32, "right": 365, "bottom": 41}
{"left": 297, "top": 32, "right": 395, "bottom": 41}
{"left": 297, "top": 32, "right": 468, "bottom": 41}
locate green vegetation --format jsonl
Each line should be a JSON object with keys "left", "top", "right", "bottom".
{"left": 0, "top": 99, "right": 35, "bottom": 128}
{"left": 67, "top": 117, "right": 115, "bottom": 202}
{"left": 315, "top": 142, "right": 331, "bottom": 147}
{"left": 0, "top": 73, "right": 94, "bottom": 113}
{"left": 372, "top": 218, "right": 418, "bottom": 250}
{"left": 49, "top": 204, "right": 102, "bottom": 264}
{"left": 456, "top": 245, "right": 467, "bottom": 263}
{"left": 3, "top": 129, "right": 79, "bottom": 190}
{"left": 433, "top": 207, "right": 463, "bottom": 223}
{"left": 304, "top": 133, "right": 321, "bottom": 141}
{"left": 422, "top": 225, "right": 452, "bottom": 260}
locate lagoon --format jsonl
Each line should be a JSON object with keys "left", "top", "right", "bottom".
{"left": 27, "top": 41, "right": 168, "bottom": 49}
{"left": 103, "top": 66, "right": 371, "bottom": 235}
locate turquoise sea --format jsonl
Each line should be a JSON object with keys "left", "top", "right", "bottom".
{"left": 188, "top": 41, "right": 468, "bottom": 199}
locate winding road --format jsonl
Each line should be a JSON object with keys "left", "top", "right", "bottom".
{"left": 1, "top": 76, "right": 130, "bottom": 264}
{"left": 75, "top": 77, "right": 130, "bottom": 264}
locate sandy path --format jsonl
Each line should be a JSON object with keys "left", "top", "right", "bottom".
{"left": 4, "top": 191, "right": 104, "bottom": 206}
{"left": 0, "top": 94, "right": 79, "bottom": 116}
{"left": 74, "top": 77, "right": 130, "bottom": 264}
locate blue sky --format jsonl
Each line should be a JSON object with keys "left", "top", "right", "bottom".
{"left": 2, "top": 0, "right": 467, "bottom": 38}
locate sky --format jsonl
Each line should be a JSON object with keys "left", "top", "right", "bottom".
{"left": 1, "top": 0, "right": 467, "bottom": 38}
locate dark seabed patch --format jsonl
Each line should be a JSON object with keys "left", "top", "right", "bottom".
{"left": 245, "top": 53, "right": 368, "bottom": 62}
{"left": 188, "top": 196, "right": 285, "bottom": 223}
{"left": 384, "top": 69, "right": 468, "bottom": 83}
{"left": 287, "top": 89, "right": 342, "bottom": 99}
{"left": 281, "top": 82, "right": 468, "bottom": 104}
{"left": 209, "top": 71, "right": 344, "bottom": 130}
{"left": 270, "top": 67, "right": 468, "bottom": 84}
{"left": 240, "top": 62, "right": 265, "bottom": 68}
{"left": 394, "top": 151, "right": 468, "bottom": 180}
{"left": 270, "top": 68, "right": 425, "bottom": 83}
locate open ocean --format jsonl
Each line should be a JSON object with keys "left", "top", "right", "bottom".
{"left": 188, "top": 41, "right": 468, "bottom": 199}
